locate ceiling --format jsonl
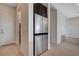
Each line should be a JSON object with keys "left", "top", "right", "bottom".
{"left": 3, "top": 3, "right": 79, "bottom": 18}
{"left": 51, "top": 3, "right": 79, "bottom": 18}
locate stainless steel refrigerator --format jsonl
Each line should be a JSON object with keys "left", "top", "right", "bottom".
{"left": 33, "top": 3, "right": 48, "bottom": 56}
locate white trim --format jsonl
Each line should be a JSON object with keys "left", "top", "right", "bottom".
{"left": 28, "top": 3, "right": 33, "bottom": 56}
{"left": 48, "top": 4, "right": 50, "bottom": 49}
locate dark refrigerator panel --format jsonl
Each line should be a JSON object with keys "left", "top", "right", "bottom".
{"left": 43, "top": 17, "right": 48, "bottom": 33}
{"left": 35, "top": 14, "right": 43, "bottom": 34}
{"left": 33, "top": 3, "right": 48, "bottom": 56}
{"left": 34, "top": 14, "right": 48, "bottom": 56}
{"left": 35, "top": 35, "right": 43, "bottom": 55}
{"left": 43, "top": 35, "right": 48, "bottom": 52}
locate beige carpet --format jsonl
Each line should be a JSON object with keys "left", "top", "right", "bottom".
{"left": 41, "top": 40, "right": 79, "bottom": 56}
{"left": 0, "top": 44, "right": 23, "bottom": 56}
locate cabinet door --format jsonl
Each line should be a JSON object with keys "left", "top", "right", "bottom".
{"left": 35, "top": 14, "right": 43, "bottom": 34}
{"left": 43, "top": 35, "right": 48, "bottom": 52}
{"left": 35, "top": 35, "right": 43, "bottom": 55}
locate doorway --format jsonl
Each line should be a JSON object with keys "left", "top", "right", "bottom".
{"left": 0, "top": 3, "right": 23, "bottom": 56}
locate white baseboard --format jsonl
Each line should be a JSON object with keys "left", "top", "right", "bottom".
{"left": 65, "top": 35, "right": 79, "bottom": 39}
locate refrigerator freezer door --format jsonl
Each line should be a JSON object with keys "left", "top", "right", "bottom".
{"left": 35, "top": 14, "right": 43, "bottom": 34}
{"left": 43, "top": 17, "right": 48, "bottom": 33}
{"left": 43, "top": 35, "right": 48, "bottom": 52}
{"left": 35, "top": 35, "right": 43, "bottom": 55}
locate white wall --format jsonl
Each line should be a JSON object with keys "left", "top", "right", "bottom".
{"left": 16, "top": 4, "right": 19, "bottom": 46}
{"left": 16, "top": 3, "right": 49, "bottom": 56}
{"left": 0, "top": 4, "right": 16, "bottom": 46}
{"left": 16, "top": 4, "right": 32, "bottom": 56}
{"left": 50, "top": 6, "right": 57, "bottom": 43}
{"left": 20, "top": 4, "right": 28, "bottom": 56}
{"left": 57, "top": 9, "right": 66, "bottom": 45}
{"left": 16, "top": 3, "right": 29, "bottom": 56}
{"left": 65, "top": 17, "right": 79, "bottom": 38}
{"left": 51, "top": 4, "right": 67, "bottom": 45}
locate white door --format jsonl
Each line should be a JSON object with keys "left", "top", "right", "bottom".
{"left": 0, "top": 4, "right": 16, "bottom": 46}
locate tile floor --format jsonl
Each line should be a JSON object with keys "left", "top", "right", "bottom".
{"left": 41, "top": 40, "right": 79, "bottom": 56}
{"left": 0, "top": 44, "right": 23, "bottom": 56}
{"left": 0, "top": 39, "right": 79, "bottom": 56}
